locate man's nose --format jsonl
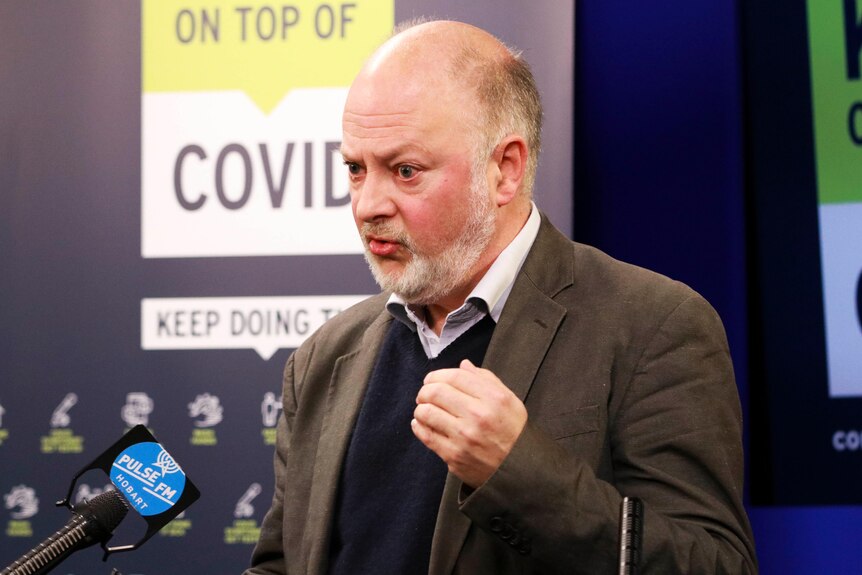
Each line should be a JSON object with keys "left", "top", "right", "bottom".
{"left": 352, "top": 170, "right": 397, "bottom": 222}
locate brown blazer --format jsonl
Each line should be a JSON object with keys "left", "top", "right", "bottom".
{"left": 246, "top": 216, "right": 757, "bottom": 574}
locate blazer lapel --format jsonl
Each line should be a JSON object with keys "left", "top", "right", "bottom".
{"left": 428, "top": 215, "right": 573, "bottom": 575}
{"left": 487, "top": 214, "right": 574, "bottom": 402}
{"left": 484, "top": 279, "right": 569, "bottom": 402}
{"left": 303, "top": 310, "right": 393, "bottom": 572}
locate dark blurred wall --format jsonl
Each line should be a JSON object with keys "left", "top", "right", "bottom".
{"left": 574, "top": 2, "right": 861, "bottom": 573}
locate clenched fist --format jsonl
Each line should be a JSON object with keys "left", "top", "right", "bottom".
{"left": 412, "top": 359, "right": 528, "bottom": 488}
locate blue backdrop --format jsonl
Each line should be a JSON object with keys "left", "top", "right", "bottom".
{"left": 575, "top": 1, "right": 861, "bottom": 573}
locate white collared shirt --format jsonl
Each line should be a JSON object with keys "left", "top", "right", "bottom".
{"left": 387, "top": 203, "right": 541, "bottom": 358}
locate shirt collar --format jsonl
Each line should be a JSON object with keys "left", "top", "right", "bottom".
{"left": 387, "top": 203, "right": 541, "bottom": 330}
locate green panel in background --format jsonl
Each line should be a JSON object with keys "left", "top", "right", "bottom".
{"left": 808, "top": 0, "right": 862, "bottom": 204}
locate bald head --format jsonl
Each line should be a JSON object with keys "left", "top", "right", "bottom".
{"left": 364, "top": 20, "right": 511, "bottom": 75}
{"left": 348, "top": 20, "right": 543, "bottom": 198}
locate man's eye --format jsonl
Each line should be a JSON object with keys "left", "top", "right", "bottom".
{"left": 398, "top": 165, "right": 416, "bottom": 179}
{"left": 345, "top": 162, "right": 362, "bottom": 175}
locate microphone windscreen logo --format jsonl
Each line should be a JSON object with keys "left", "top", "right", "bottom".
{"left": 110, "top": 442, "right": 187, "bottom": 516}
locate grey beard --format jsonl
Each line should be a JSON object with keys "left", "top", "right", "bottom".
{"left": 362, "top": 189, "right": 497, "bottom": 306}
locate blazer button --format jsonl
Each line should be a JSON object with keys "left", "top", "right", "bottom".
{"left": 490, "top": 517, "right": 504, "bottom": 533}
{"left": 500, "top": 523, "right": 516, "bottom": 541}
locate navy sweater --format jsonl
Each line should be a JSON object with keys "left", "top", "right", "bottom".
{"left": 327, "top": 315, "right": 496, "bottom": 575}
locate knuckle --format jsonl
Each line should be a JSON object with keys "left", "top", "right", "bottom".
{"left": 470, "top": 406, "right": 493, "bottom": 428}
{"left": 414, "top": 422, "right": 432, "bottom": 444}
{"left": 414, "top": 403, "right": 432, "bottom": 421}
{"left": 489, "top": 387, "right": 511, "bottom": 406}
{"left": 423, "top": 384, "right": 441, "bottom": 402}
{"left": 416, "top": 385, "right": 431, "bottom": 403}
{"left": 419, "top": 427, "right": 433, "bottom": 445}
{"left": 459, "top": 422, "right": 484, "bottom": 447}
{"left": 448, "top": 445, "right": 469, "bottom": 467}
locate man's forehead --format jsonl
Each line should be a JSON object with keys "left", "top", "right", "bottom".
{"left": 342, "top": 110, "right": 417, "bottom": 134}
{"left": 344, "top": 74, "right": 467, "bottom": 132}
{"left": 341, "top": 106, "right": 441, "bottom": 151}
{"left": 340, "top": 137, "right": 433, "bottom": 162}
{"left": 341, "top": 91, "right": 474, "bottom": 156}
{"left": 348, "top": 56, "right": 447, "bottom": 106}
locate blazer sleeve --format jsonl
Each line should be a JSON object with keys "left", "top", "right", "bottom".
{"left": 458, "top": 293, "right": 757, "bottom": 574}
{"left": 243, "top": 354, "right": 297, "bottom": 575}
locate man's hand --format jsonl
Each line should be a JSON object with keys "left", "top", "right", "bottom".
{"left": 412, "top": 359, "right": 528, "bottom": 488}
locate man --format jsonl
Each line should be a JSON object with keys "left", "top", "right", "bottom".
{"left": 247, "top": 20, "right": 757, "bottom": 574}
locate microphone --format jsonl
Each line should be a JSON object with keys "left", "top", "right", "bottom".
{"left": 617, "top": 496, "right": 644, "bottom": 575}
{"left": 1, "top": 489, "right": 129, "bottom": 575}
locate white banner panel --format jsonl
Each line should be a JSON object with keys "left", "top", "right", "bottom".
{"left": 142, "top": 295, "right": 370, "bottom": 359}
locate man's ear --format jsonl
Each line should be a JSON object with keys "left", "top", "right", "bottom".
{"left": 491, "top": 135, "right": 528, "bottom": 207}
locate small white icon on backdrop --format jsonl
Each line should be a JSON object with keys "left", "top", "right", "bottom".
{"left": 188, "top": 393, "right": 223, "bottom": 428}
{"left": 234, "top": 483, "right": 262, "bottom": 519}
{"left": 4, "top": 485, "right": 39, "bottom": 519}
{"left": 121, "top": 392, "right": 154, "bottom": 427}
{"left": 50, "top": 393, "right": 78, "bottom": 428}
{"left": 0, "top": 402, "right": 5, "bottom": 427}
{"left": 261, "top": 392, "right": 282, "bottom": 427}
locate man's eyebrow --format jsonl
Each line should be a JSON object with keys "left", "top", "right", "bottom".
{"left": 340, "top": 144, "right": 365, "bottom": 162}
{"left": 341, "top": 143, "right": 432, "bottom": 163}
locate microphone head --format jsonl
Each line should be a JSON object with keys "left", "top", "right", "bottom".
{"left": 77, "top": 489, "right": 130, "bottom": 536}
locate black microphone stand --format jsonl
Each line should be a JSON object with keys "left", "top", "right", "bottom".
{"left": 617, "top": 496, "right": 644, "bottom": 575}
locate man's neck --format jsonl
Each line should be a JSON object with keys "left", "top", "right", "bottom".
{"left": 422, "top": 201, "right": 532, "bottom": 335}
{"left": 422, "top": 273, "right": 489, "bottom": 336}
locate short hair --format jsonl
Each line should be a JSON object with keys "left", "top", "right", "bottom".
{"left": 391, "top": 20, "right": 544, "bottom": 198}
{"left": 455, "top": 44, "right": 544, "bottom": 198}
